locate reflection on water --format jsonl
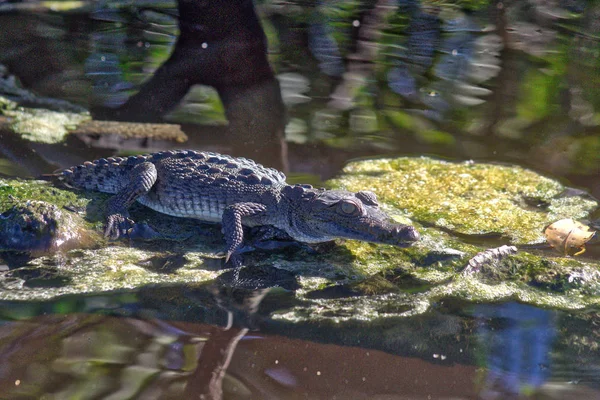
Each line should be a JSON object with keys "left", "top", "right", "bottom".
{"left": 476, "top": 303, "right": 555, "bottom": 398}
{"left": 1, "top": 0, "right": 599, "bottom": 185}
{"left": 0, "top": 291, "right": 598, "bottom": 398}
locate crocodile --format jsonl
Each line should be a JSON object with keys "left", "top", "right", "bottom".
{"left": 58, "top": 150, "right": 419, "bottom": 264}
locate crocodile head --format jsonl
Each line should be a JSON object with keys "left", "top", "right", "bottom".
{"left": 282, "top": 185, "right": 419, "bottom": 246}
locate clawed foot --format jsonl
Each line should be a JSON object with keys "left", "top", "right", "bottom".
{"left": 104, "top": 214, "right": 160, "bottom": 240}
{"left": 104, "top": 213, "right": 135, "bottom": 239}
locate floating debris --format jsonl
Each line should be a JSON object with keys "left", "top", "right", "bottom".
{"left": 544, "top": 219, "right": 596, "bottom": 256}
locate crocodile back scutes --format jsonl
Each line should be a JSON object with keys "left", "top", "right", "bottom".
{"left": 59, "top": 150, "right": 287, "bottom": 194}
{"left": 151, "top": 150, "right": 287, "bottom": 187}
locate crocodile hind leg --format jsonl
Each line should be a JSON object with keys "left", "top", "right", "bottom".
{"left": 221, "top": 202, "right": 267, "bottom": 267}
{"left": 105, "top": 162, "right": 158, "bottom": 239}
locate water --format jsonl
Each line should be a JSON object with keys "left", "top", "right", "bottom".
{"left": 1, "top": 0, "right": 600, "bottom": 398}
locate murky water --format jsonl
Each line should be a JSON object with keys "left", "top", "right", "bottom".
{"left": 1, "top": 0, "right": 600, "bottom": 398}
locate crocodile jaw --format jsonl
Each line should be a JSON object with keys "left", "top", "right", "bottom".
{"left": 308, "top": 216, "right": 420, "bottom": 246}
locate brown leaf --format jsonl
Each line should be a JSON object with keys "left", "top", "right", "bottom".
{"left": 544, "top": 219, "right": 596, "bottom": 256}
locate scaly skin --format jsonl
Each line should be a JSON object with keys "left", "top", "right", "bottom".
{"left": 59, "top": 150, "right": 419, "bottom": 265}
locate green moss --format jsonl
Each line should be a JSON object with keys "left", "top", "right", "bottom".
{"left": 4, "top": 108, "right": 90, "bottom": 144}
{"left": 330, "top": 157, "right": 597, "bottom": 245}
{"left": 0, "top": 247, "right": 220, "bottom": 301}
{"left": 0, "top": 179, "right": 90, "bottom": 211}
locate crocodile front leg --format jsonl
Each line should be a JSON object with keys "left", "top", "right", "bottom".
{"left": 221, "top": 202, "right": 267, "bottom": 265}
{"left": 105, "top": 162, "right": 158, "bottom": 239}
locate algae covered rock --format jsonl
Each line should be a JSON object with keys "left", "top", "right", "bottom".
{"left": 4, "top": 107, "right": 90, "bottom": 144}
{"left": 0, "top": 178, "right": 229, "bottom": 300}
{"left": 0, "top": 200, "right": 87, "bottom": 252}
{"left": 1, "top": 157, "right": 600, "bottom": 318}
{"left": 1, "top": 64, "right": 90, "bottom": 143}
{"left": 330, "top": 157, "right": 597, "bottom": 244}
{"left": 0, "top": 178, "right": 101, "bottom": 252}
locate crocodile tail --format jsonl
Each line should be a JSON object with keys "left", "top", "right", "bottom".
{"left": 51, "top": 161, "right": 126, "bottom": 194}
{"left": 36, "top": 169, "right": 80, "bottom": 189}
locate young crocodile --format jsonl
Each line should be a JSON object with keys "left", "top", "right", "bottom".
{"left": 59, "top": 150, "right": 419, "bottom": 264}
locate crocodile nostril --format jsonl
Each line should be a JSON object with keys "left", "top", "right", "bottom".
{"left": 398, "top": 225, "right": 420, "bottom": 242}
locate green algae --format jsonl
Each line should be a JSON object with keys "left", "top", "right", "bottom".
{"left": 1, "top": 64, "right": 89, "bottom": 143}
{"left": 330, "top": 157, "right": 597, "bottom": 245}
{"left": 275, "top": 156, "right": 600, "bottom": 322}
{"left": 0, "top": 178, "right": 223, "bottom": 300}
{"left": 0, "top": 178, "right": 90, "bottom": 211}
{"left": 5, "top": 107, "right": 90, "bottom": 144}
{"left": 0, "top": 178, "right": 105, "bottom": 233}
{"left": 0, "top": 247, "right": 220, "bottom": 301}
{"left": 0, "top": 179, "right": 105, "bottom": 252}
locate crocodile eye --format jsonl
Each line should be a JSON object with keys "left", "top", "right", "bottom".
{"left": 338, "top": 201, "right": 359, "bottom": 216}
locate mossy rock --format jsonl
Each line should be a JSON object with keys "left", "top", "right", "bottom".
{"left": 1, "top": 158, "right": 600, "bottom": 319}
{"left": 329, "top": 157, "right": 597, "bottom": 245}
{"left": 5, "top": 108, "right": 90, "bottom": 144}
